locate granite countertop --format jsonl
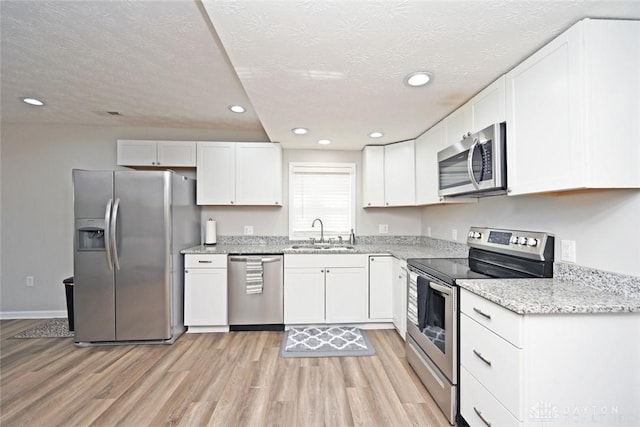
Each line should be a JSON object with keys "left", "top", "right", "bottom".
{"left": 457, "top": 277, "right": 640, "bottom": 314}
{"left": 181, "top": 242, "right": 469, "bottom": 260}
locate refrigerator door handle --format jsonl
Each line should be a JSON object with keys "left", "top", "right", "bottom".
{"left": 104, "top": 198, "right": 114, "bottom": 270}
{"left": 111, "top": 198, "right": 121, "bottom": 270}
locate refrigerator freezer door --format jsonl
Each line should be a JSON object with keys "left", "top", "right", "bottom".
{"left": 114, "top": 171, "right": 172, "bottom": 340}
{"left": 73, "top": 170, "right": 116, "bottom": 342}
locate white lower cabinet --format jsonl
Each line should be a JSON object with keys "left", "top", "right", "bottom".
{"left": 284, "top": 254, "right": 367, "bottom": 324}
{"left": 460, "top": 288, "right": 640, "bottom": 426}
{"left": 184, "top": 254, "right": 227, "bottom": 327}
{"left": 391, "top": 257, "right": 407, "bottom": 340}
{"left": 368, "top": 255, "right": 393, "bottom": 320}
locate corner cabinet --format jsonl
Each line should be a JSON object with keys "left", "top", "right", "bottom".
{"left": 117, "top": 140, "right": 196, "bottom": 167}
{"left": 362, "top": 140, "right": 415, "bottom": 207}
{"left": 184, "top": 254, "right": 227, "bottom": 330}
{"left": 368, "top": 255, "right": 393, "bottom": 321}
{"left": 196, "top": 142, "right": 282, "bottom": 206}
{"left": 506, "top": 19, "right": 640, "bottom": 196}
{"left": 284, "top": 254, "right": 368, "bottom": 324}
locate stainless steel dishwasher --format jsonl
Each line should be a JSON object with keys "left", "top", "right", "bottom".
{"left": 227, "top": 255, "right": 284, "bottom": 331}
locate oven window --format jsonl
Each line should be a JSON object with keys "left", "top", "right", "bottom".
{"left": 417, "top": 276, "right": 447, "bottom": 354}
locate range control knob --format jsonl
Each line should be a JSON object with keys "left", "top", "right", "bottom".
{"left": 527, "top": 237, "right": 539, "bottom": 247}
{"left": 518, "top": 236, "right": 527, "bottom": 245}
{"left": 468, "top": 231, "right": 475, "bottom": 238}
{"left": 510, "top": 236, "right": 518, "bottom": 244}
{"left": 473, "top": 232, "right": 482, "bottom": 239}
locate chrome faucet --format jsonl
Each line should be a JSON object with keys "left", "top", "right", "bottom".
{"left": 311, "top": 218, "right": 324, "bottom": 243}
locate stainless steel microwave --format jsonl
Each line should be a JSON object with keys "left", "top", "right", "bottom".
{"left": 437, "top": 122, "right": 507, "bottom": 197}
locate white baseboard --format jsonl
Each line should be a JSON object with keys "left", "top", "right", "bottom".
{"left": 0, "top": 310, "right": 67, "bottom": 320}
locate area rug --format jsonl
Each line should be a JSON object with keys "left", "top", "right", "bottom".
{"left": 281, "top": 326, "right": 375, "bottom": 358}
{"left": 12, "top": 319, "right": 74, "bottom": 338}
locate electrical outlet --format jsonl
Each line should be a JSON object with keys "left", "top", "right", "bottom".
{"left": 379, "top": 224, "right": 389, "bottom": 234}
{"left": 561, "top": 240, "right": 577, "bottom": 262}
{"left": 26, "top": 276, "right": 34, "bottom": 287}
{"left": 426, "top": 226, "right": 432, "bottom": 237}
{"left": 243, "top": 225, "right": 254, "bottom": 235}
{"left": 451, "top": 229, "right": 458, "bottom": 241}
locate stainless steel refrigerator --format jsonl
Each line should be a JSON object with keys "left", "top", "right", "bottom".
{"left": 72, "top": 169, "right": 199, "bottom": 345}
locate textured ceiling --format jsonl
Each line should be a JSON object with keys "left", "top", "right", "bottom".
{"left": 2, "top": 1, "right": 640, "bottom": 150}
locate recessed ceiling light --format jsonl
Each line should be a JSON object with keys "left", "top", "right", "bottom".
{"left": 405, "top": 71, "right": 433, "bottom": 87}
{"left": 318, "top": 139, "right": 331, "bottom": 145}
{"left": 229, "top": 105, "right": 246, "bottom": 113}
{"left": 292, "top": 127, "right": 308, "bottom": 135}
{"left": 369, "top": 131, "right": 384, "bottom": 138}
{"left": 22, "top": 97, "right": 45, "bottom": 106}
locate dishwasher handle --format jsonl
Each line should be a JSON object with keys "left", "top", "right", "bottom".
{"left": 229, "top": 256, "right": 281, "bottom": 263}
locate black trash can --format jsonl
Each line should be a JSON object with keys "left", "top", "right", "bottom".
{"left": 63, "top": 276, "right": 74, "bottom": 332}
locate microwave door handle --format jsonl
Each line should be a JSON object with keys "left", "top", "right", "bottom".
{"left": 467, "top": 137, "right": 481, "bottom": 190}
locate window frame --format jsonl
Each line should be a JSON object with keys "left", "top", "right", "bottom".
{"left": 288, "top": 162, "right": 356, "bottom": 241}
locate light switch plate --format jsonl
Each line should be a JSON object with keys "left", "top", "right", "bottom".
{"left": 244, "top": 225, "right": 254, "bottom": 235}
{"left": 451, "top": 229, "right": 458, "bottom": 241}
{"left": 379, "top": 224, "right": 389, "bottom": 234}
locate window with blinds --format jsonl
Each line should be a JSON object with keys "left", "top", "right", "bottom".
{"left": 289, "top": 162, "right": 356, "bottom": 240}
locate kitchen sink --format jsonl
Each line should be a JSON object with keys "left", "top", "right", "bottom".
{"left": 288, "top": 244, "right": 355, "bottom": 251}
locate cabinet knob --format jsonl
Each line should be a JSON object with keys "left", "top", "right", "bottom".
{"left": 385, "top": 202, "right": 389, "bottom": 206}
{"left": 321, "top": 269, "right": 324, "bottom": 273}
{"left": 326, "top": 269, "right": 330, "bottom": 273}
{"left": 230, "top": 201, "right": 234, "bottom": 204}
{"left": 151, "top": 162, "right": 156, "bottom": 165}
{"left": 185, "top": 270, "right": 189, "bottom": 274}
{"left": 275, "top": 202, "right": 279, "bottom": 205}
{"left": 367, "top": 203, "right": 371, "bottom": 206}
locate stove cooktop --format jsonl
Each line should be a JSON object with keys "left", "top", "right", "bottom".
{"left": 407, "top": 258, "right": 494, "bottom": 284}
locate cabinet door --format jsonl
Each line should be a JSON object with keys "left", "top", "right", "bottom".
{"left": 157, "top": 141, "right": 196, "bottom": 167}
{"left": 470, "top": 75, "right": 506, "bottom": 132}
{"left": 383, "top": 140, "right": 415, "bottom": 206}
{"left": 415, "top": 123, "right": 444, "bottom": 205}
{"left": 117, "top": 140, "right": 157, "bottom": 166}
{"left": 444, "top": 104, "right": 472, "bottom": 147}
{"left": 196, "top": 142, "right": 236, "bottom": 205}
{"left": 506, "top": 28, "right": 582, "bottom": 195}
{"left": 235, "top": 143, "right": 282, "bottom": 206}
{"left": 368, "top": 256, "right": 393, "bottom": 320}
{"left": 284, "top": 268, "right": 325, "bottom": 324}
{"left": 392, "top": 258, "right": 407, "bottom": 339}
{"left": 184, "top": 268, "right": 227, "bottom": 326}
{"left": 325, "top": 267, "right": 367, "bottom": 323}
{"left": 362, "top": 145, "right": 385, "bottom": 207}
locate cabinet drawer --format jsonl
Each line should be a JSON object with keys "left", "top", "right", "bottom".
{"left": 460, "top": 314, "right": 522, "bottom": 419}
{"left": 185, "top": 254, "right": 227, "bottom": 268}
{"left": 460, "top": 289, "right": 523, "bottom": 347}
{"left": 460, "top": 367, "right": 521, "bottom": 427}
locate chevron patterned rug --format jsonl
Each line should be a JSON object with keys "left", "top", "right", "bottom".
{"left": 281, "top": 326, "right": 375, "bottom": 358}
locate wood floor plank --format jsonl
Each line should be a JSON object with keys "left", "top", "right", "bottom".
{"left": 0, "top": 321, "right": 451, "bottom": 427}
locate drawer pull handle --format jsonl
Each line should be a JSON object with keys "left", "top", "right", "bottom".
{"left": 474, "top": 407, "right": 492, "bottom": 427}
{"left": 473, "top": 349, "right": 492, "bottom": 367}
{"left": 473, "top": 307, "right": 492, "bottom": 319}
{"left": 198, "top": 260, "right": 213, "bottom": 263}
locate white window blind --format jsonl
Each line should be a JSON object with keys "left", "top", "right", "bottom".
{"left": 289, "top": 163, "right": 356, "bottom": 240}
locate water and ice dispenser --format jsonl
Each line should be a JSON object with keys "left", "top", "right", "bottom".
{"left": 76, "top": 219, "right": 106, "bottom": 251}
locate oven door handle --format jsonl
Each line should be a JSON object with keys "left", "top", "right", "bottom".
{"left": 466, "top": 137, "right": 481, "bottom": 190}
{"left": 429, "top": 281, "right": 452, "bottom": 296}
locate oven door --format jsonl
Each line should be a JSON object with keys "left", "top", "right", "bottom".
{"left": 407, "top": 270, "right": 457, "bottom": 383}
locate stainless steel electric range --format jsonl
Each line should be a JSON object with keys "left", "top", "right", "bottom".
{"left": 406, "top": 226, "right": 554, "bottom": 425}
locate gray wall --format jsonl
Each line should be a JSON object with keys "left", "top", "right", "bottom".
{"left": 1, "top": 122, "right": 638, "bottom": 315}
{"left": 422, "top": 191, "right": 640, "bottom": 276}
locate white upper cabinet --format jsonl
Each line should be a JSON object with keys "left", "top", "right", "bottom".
{"left": 235, "top": 143, "right": 283, "bottom": 206}
{"left": 444, "top": 103, "right": 472, "bottom": 147}
{"left": 362, "top": 145, "right": 385, "bottom": 207}
{"left": 362, "top": 141, "right": 415, "bottom": 207}
{"left": 470, "top": 75, "right": 506, "bottom": 132}
{"left": 384, "top": 140, "right": 416, "bottom": 206}
{"left": 117, "top": 140, "right": 196, "bottom": 167}
{"left": 506, "top": 19, "right": 640, "bottom": 196}
{"left": 196, "top": 142, "right": 282, "bottom": 206}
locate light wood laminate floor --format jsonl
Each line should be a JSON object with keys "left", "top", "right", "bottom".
{"left": 1, "top": 320, "right": 450, "bottom": 426}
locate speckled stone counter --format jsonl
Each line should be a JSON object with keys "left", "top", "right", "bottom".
{"left": 180, "top": 235, "right": 469, "bottom": 260}
{"left": 457, "top": 277, "right": 640, "bottom": 314}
